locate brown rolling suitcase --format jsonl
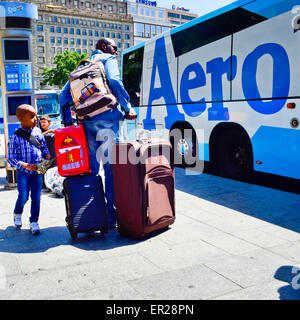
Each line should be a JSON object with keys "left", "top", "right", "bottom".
{"left": 112, "top": 122, "right": 175, "bottom": 239}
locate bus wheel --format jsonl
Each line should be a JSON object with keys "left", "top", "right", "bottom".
{"left": 170, "top": 127, "right": 198, "bottom": 168}
{"left": 216, "top": 129, "right": 252, "bottom": 180}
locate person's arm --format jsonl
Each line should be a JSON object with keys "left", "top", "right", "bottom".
{"left": 8, "top": 135, "right": 24, "bottom": 170}
{"left": 59, "top": 80, "right": 74, "bottom": 126}
{"left": 104, "top": 55, "right": 137, "bottom": 120}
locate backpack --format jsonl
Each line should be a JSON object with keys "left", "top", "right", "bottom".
{"left": 69, "top": 55, "right": 117, "bottom": 120}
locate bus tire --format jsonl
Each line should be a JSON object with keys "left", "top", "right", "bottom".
{"left": 216, "top": 128, "right": 253, "bottom": 180}
{"left": 170, "top": 126, "right": 198, "bottom": 168}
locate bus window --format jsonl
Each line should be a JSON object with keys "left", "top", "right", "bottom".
{"left": 171, "top": 8, "right": 266, "bottom": 58}
{"left": 35, "top": 92, "right": 60, "bottom": 116}
{"left": 122, "top": 46, "right": 144, "bottom": 108}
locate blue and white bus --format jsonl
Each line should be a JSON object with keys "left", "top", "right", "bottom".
{"left": 122, "top": 0, "right": 300, "bottom": 180}
{"left": 35, "top": 90, "right": 61, "bottom": 129}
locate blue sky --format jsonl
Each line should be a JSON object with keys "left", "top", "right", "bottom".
{"left": 156, "top": 0, "right": 235, "bottom": 16}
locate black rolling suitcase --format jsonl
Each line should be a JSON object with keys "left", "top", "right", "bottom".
{"left": 63, "top": 175, "right": 108, "bottom": 239}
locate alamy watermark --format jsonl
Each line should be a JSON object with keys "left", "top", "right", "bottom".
{"left": 292, "top": 5, "right": 300, "bottom": 33}
{"left": 291, "top": 266, "right": 300, "bottom": 290}
{"left": 94, "top": 123, "right": 204, "bottom": 176}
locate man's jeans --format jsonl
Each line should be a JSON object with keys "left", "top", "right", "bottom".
{"left": 14, "top": 170, "right": 43, "bottom": 223}
{"left": 84, "top": 114, "right": 122, "bottom": 228}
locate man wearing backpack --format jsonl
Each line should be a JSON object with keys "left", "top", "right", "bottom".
{"left": 59, "top": 37, "right": 137, "bottom": 230}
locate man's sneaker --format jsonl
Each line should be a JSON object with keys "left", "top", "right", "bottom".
{"left": 13, "top": 213, "right": 22, "bottom": 229}
{"left": 29, "top": 222, "right": 40, "bottom": 235}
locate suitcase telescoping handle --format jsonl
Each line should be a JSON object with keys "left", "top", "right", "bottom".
{"left": 122, "top": 118, "right": 138, "bottom": 142}
{"left": 122, "top": 118, "right": 151, "bottom": 143}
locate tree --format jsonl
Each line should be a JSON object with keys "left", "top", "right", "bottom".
{"left": 41, "top": 50, "right": 88, "bottom": 88}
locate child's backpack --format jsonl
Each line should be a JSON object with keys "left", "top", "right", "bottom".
{"left": 69, "top": 55, "right": 117, "bottom": 120}
{"left": 54, "top": 124, "right": 91, "bottom": 176}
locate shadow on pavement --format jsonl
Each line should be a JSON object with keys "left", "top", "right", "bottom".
{"left": 274, "top": 266, "right": 300, "bottom": 300}
{"left": 175, "top": 168, "right": 300, "bottom": 234}
{"left": 0, "top": 225, "right": 170, "bottom": 254}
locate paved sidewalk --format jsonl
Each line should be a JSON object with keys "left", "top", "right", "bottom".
{"left": 0, "top": 167, "right": 300, "bottom": 300}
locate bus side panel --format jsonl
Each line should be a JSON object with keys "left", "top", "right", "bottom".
{"left": 177, "top": 36, "right": 233, "bottom": 161}
{"left": 232, "top": 10, "right": 300, "bottom": 179}
{"left": 232, "top": 10, "right": 300, "bottom": 100}
{"left": 140, "top": 34, "right": 181, "bottom": 132}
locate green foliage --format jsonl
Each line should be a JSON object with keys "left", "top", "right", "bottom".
{"left": 41, "top": 50, "right": 88, "bottom": 88}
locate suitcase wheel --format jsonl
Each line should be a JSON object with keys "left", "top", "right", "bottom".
{"left": 68, "top": 225, "right": 77, "bottom": 240}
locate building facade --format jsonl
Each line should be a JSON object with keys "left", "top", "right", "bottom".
{"left": 166, "top": 5, "right": 198, "bottom": 27}
{"left": 128, "top": 0, "right": 172, "bottom": 46}
{"left": 5, "top": 0, "right": 133, "bottom": 89}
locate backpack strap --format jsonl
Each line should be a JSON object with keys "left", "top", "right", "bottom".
{"left": 74, "top": 54, "right": 103, "bottom": 71}
{"left": 15, "top": 128, "right": 42, "bottom": 150}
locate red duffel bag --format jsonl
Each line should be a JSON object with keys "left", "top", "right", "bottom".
{"left": 55, "top": 124, "right": 91, "bottom": 177}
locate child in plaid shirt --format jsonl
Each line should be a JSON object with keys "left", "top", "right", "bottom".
{"left": 8, "top": 104, "right": 51, "bottom": 235}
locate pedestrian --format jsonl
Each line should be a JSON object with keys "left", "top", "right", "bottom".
{"left": 59, "top": 37, "right": 137, "bottom": 230}
{"left": 40, "top": 114, "right": 56, "bottom": 167}
{"left": 8, "top": 104, "right": 51, "bottom": 235}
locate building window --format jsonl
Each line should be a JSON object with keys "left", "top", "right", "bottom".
{"left": 168, "top": 12, "right": 180, "bottom": 19}
{"left": 145, "top": 24, "right": 150, "bottom": 37}
{"left": 57, "top": 47, "right": 62, "bottom": 54}
{"left": 106, "top": 32, "right": 110, "bottom": 37}
{"left": 56, "top": 27, "right": 61, "bottom": 33}
{"left": 146, "top": 9, "right": 150, "bottom": 16}
{"left": 131, "top": 6, "right": 136, "bottom": 14}
{"left": 100, "top": 31, "right": 104, "bottom": 37}
{"left": 57, "top": 37, "right": 62, "bottom": 44}
{"left": 86, "top": 2, "right": 90, "bottom": 8}
{"left": 77, "top": 49, "right": 81, "bottom": 54}
{"left": 111, "top": 33, "right": 115, "bottom": 38}
{"left": 94, "top": 31, "right": 98, "bottom": 37}
{"left": 76, "top": 29, "right": 81, "bottom": 35}
{"left": 140, "top": 8, "right": 144, "bottom": 15}
{"left": 37, "top": 25, "right": 43, "bottom": 31}
{"left": 70, "top": 28, "right": 74, "bottom": 34}
{"left": 82, "top": 29, "right": 87, "bottom": 35}
{"left": 151, "top": 25, "right": 156, "bottom": 36}
{"left": 89, "top": 30, "right": 93, "bottom": 36}
{"left": 83, "top": 39, "right": 87, "bottom": 45}
{"left": 37, "top": 36, "right": 44, "bottom": 42}
{"left": 70, "top": 38, "right": 74, "bottom": 45}
{"left": 74, "top": 0, "right": 78, "bottom": 7}
{"left": 37, "top": 46, "right": 44, "bottom": 53}
{"left": 108, "top": 5, "right": 113, "bottom": 13}
{"left": 50, "top": 37, "right": 55, "bottom": 43}
{"left": 152, "top": 10, "right": 155, "bottom": 17}
{"left": 159, "top": 11, "right": 163, "bottom": 18}
{"left": 124, "top": 34, "right": 130, "bottom": 40}
{"left": 117, "top": 33, "right": 120, "bottom": 39}
{"left": 76, "top": 39, "right": 81, "bottom": 45}
{"left": 120, "top": 7, "right": 124, "bottom": 14}
{"left": 181, "top": 14, "right": 195, "bottom": 21}
{"left": 97, "top": 4, "right": 102, "bottom": 10}
{"left": 50, "top": 47, "right": 55, "bottom": 54}
{"left": 124, "top": 43, "right": 130, "bottom": 49}
{"left": 89, "top": 40, "right": 93, "bottom": 46}
{"left": 124, "top": 25, "right": 130, "bottom": 31}
{"left": 136, "top": 23, "right": 144, "bottom": 37}
{"left": 64, "top": 38, "right": 68, "bottom": 44}
{"left": 38, "top": 57, "right": 45, "bottom": 64}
